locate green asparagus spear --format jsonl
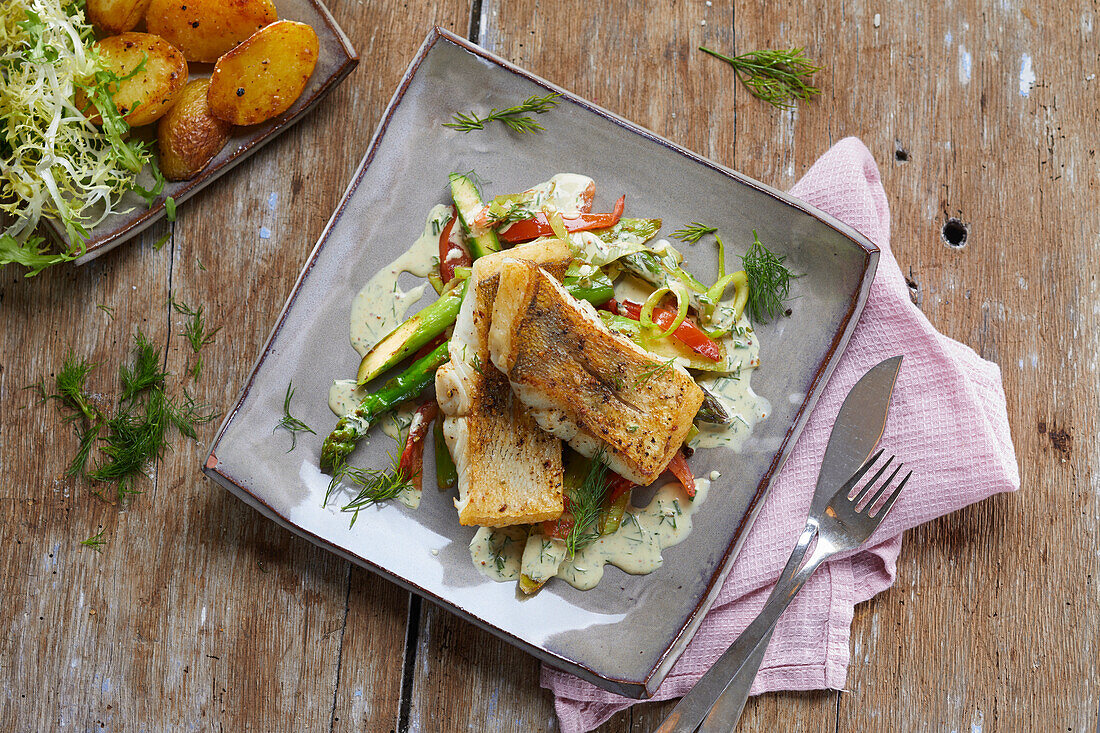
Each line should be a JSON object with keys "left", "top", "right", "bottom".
{"left": 321, "top": 341, "right": 450, "bottom": 471}
{"left": 433, "top": 413, "right": 457, "bottom": 490}
{"left": 562, "top": 271, "right": 615, "bottom": 306}
{"left": 357, "top": 279, "right": 467, "bottom": 385}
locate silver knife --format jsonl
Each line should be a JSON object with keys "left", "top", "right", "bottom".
{"left": 655, "top": 355, "right": 903, "bottom": 733}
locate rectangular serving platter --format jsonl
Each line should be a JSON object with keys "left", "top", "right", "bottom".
{"left": 59, "top": 0, "right": 358, "bottom": 263}
{"left": 202, "top": 27, "right": 878, "bottom": 697}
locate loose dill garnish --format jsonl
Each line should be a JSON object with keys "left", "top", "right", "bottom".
{"left": 487, "top": 203, "right": 536, "bottom": 226}
{"left": 36, "top": 332, "right": 218, "bottom": 503}
{"left": 80, "top": 529, "right": 107, "bottom": 552}
{"left": 699, "top": 46, "right": 822, "bottom": 110}
{"left": 96, "top": 304, "right": 115, "bottom": 319}
{"left": 170, "top": 294, "right": 220, "bottom": 380}
{"left": 470, "top": 353, "right": 486, "bottom": 376}
{"left": 118, "top": 330, "right": 167, "bottom": 402}
{"left": 742, "top": 230, "right": 797, "bottom": 322}
{"left": 671, "top": 222, "right": 717, "bottom": 243}
{"left": 489, "top": 535, "right": 515, "bottom": 573}
{"left": 337, "top": 449, "right": 417, "bottom": 527}
{"left": 90, "top": 385, "right": 216, "bottom": 503}
{"left": 38, "top": 352, "right": 101, "bottom": 424}
{"left": 33, "top": 352, "right": 105, "bottom": 477}
{"left": 152, "top": 231, "right": 171, "bottom": 251}
{"left": 565, "top": 448, "right": 610, "bottom": 557}
{"left": 634, "top": 357, "right": 676, "bottom": 386}
{"left": 444, "top": 92, "right": 561, "bottom": 134}
{"left": 274, "top": 381, "right": 315, "bottom": 452}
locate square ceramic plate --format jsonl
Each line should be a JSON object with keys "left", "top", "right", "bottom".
{"left": 203, "top": 28, "right": 878, "bottom": 698}
{"left": 58, "top": 0, "right": 358, "bottom": 264}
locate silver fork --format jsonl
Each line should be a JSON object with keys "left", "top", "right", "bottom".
{"left": 656, "top": 450, "right": 912, "bottom": 733}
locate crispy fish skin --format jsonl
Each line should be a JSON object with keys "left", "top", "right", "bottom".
{"left": 435, "top": 240, "right": 572, "bottom": 527}
{"left": 488, "top": 259, "right": 704, "bottom": 486}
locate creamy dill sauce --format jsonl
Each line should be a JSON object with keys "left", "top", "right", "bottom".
{"left": 470, "top": 479, "right": 711, "bottom": 589}
{"left": 693, "top": 318, "right": 771, "bottom": 451}
{"left": 347, "top": 204, "right": 449, "bottom": 356}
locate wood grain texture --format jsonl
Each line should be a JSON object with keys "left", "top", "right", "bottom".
{"left": 405, "top": 0, "right": 1100, "bottom": 730}
{"left": 2, "top": 0, "right": 1098, "bottom": 730}
{"left": 0, "top": 1, "right": 468, "bottom": 731}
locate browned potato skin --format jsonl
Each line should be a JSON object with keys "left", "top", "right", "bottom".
{"left": 145, "top": 0, "right": 278, "bottom": 64}
{"left": 157, "top": 79, "right": 234, "bottom": 180}
{"left": 207, "top": 20, "right": 319, "bottom": 127}
{"left": 82, "top": 33, "right": 188, "bottom": 127}
{"left": 86, "top": 0, "right": 154, "bottom": 34}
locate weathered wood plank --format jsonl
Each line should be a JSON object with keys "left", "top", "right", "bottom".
{"left": 407, "top": 0, "right": 1100, "bottom": 731}
{"left": 3, "top": 0, "right": 1098, "bottom": 730}
{"left": 0, "top": 1, "right": 468, "bottom": 731}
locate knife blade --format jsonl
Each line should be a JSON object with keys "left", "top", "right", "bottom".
{"left": 655, "top": 355, "right": 903, "bottom": 733}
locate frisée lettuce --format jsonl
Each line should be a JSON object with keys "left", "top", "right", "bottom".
{"left": 0, "top": 0, "right": 161, "bottom": 276}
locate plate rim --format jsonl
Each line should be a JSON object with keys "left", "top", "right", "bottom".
{"left": 59, "top": 0, "right": 360, "bottom": 264}
{"left": 202, "top": 25, "right": 880, "bottom": 698}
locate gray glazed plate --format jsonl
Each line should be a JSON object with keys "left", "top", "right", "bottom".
{"left": 57, "top": 0, "right": 358, "bottom": 264}
{"left": 203, "top": 28, "right": 878, "bottom": 698}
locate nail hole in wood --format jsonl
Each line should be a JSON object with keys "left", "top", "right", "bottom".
{"left": 942, "top": 218, "right": 968, "bottom": 248}
{"left": 894, "top": 140, "right": 909, "bottom": 162}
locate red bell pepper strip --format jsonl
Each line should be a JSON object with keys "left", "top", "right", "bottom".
{"left": 438, "top": 207, "right": 471, "bottom": 284}
{"left": 398, "top": 401, "right": 439, "bottom": 491}
{"left": 666, "top": 450, "right": 696, "bottom": 498}
{"left": 497, "top": 195, "right": 626, "bottom": 244}
{"left": 618, "top": 300, "right": 723, "bottom": 362}
{"left": 606, "top": 474, "right": 634, "bottom": 504}
{"left": 542, "top": 512, "right": 574, "bottom": 540}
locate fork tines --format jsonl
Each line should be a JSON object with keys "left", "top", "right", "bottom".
{"left": 847, "top": 450, "right": 912, "bottom": 517}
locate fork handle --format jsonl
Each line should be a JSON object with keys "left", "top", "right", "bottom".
{"left": 653, "top": 523, "right": 835, "bottom": 733}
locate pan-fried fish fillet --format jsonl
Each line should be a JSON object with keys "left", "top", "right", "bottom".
{"left": 488, "top": 259, "right": 704, "bottom": 486}
{"left": 435, "top": 239, "right": 573, "bottom": 527}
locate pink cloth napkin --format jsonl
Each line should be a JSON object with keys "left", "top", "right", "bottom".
{"left": 543, "top": 137, "right": 1021, "bottom": 732}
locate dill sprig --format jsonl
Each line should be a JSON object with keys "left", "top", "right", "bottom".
{"left": 671, "top": 222, "right": 718, "bottom": 243}
{"left": 36, "top": 333, "right": 217, "bottom": 503}
{"left": 274, "top": 382, "right": 315, "bottom": 452}
{"left": 32, "top": 353, "right": 105, "bottom": 477}
{"left": 80, "top": 530, "right": 107, "bottom": 552}
{"left": 487, "top": 203, "right": 536, "bottom": 226}
{"left": 89, "top": 387, "right": 216, "bottom": 503}
{"left": 634, "top": 357, "right": 677, "bottom": 386}
{"left": 742, "top": 230, "right": 797, "bottom": 323}
{"left": 699, "top": 46, "right": 822, "bottom": 110}
{"left": 119, "top": 331, "right": 167, "bottom": 402}
{"left": 565, "top": 449, "right": 610, "bottom": 557}
{"left": 38, "top": 353, "right": 101, "bottom": 424}
{"left": 335, "top": 450, "right": 417, "bottom": 527}
{"left": 96, "top": 304, "right": 115, "bottom": 319}
{"left": 489, "top": 534, "right": 516, "bottom": 574}
{"left": 170, "top": 294, "right": 221, "bottom": 380}
{"left": 444, "top": 92, "right": 561, "bottom": 134}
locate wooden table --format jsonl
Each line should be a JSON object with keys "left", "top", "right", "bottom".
{"left": 2, "top": 0, "right": 1096, "bottom": 729}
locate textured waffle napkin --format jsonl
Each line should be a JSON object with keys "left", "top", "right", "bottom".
{"left": 542, "top": 137, "right": 1021, "bottom": 732}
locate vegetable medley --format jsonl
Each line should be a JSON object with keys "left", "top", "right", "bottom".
{"left": 321, "top": 172, "right": 794, "bottom": 593}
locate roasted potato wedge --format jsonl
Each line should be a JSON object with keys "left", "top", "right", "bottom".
{"left": 86, "top": 0, "right": 153, "bottom": 34}
{"left": 157, "top": 79, "right": 233, "bottom": 180}
{"left": 81, "top": 33, "right": 188, "bottom": 127}
{"left": 207, "top": 20, "right": 319, "bottom": 126}
{"left": 145, "top": 0, "right": 278, "bottom": 63}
